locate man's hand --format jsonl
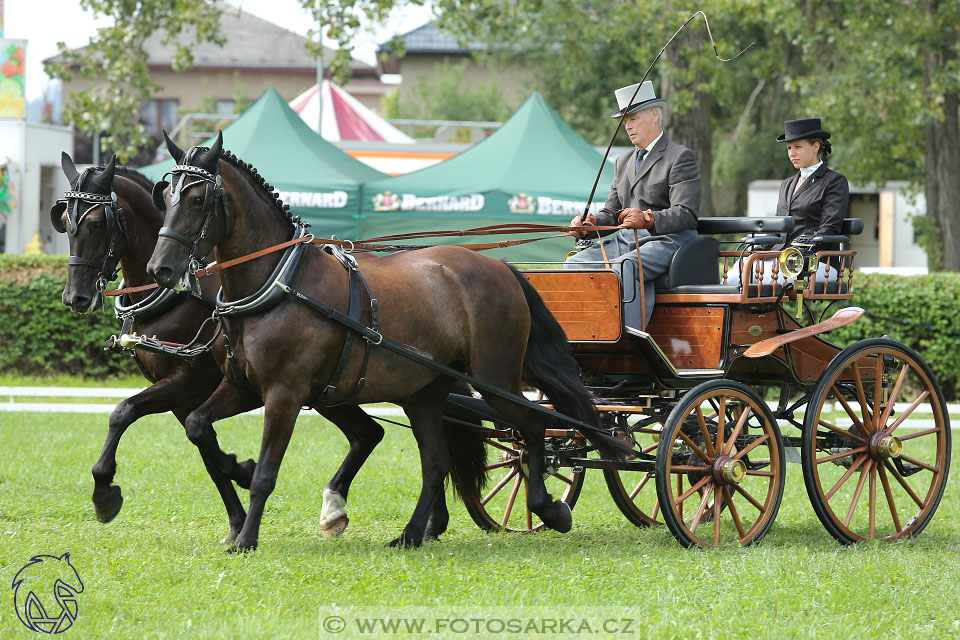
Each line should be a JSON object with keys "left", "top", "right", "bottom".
{"left": 618, "top": 208, "right": 655, "bottom": 230}
{"left": 569, "top": 213, "right": 597, "bottom": 239}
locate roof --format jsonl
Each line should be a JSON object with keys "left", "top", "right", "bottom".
{"left": 377, "top": 22, "right": 483, "bottom": 56}
{"left": 45, "top": 6, "right": 375, "bottom": 73}
{"left": 360, "top": 93, "right": 614, "bottom": 261}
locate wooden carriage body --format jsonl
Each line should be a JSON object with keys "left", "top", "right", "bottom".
{"left": 521, "top": 217, "right": 867, "bottom": 395}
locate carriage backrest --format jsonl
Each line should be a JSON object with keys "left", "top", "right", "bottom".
{"left": 695, "top": 216, "right": 863, "bottom": 237}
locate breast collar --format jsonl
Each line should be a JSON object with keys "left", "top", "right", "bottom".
{"left": 214, "top": 223, "right": 311, "bottom": 317}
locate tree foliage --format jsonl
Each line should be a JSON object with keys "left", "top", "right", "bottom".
{"left": 46, "top": 0, "right": 224, "bottom": 163}
{"left": 381, "top": 59, "right": 513, "bottom": 121}
{"left": 47, "top": 0, "right": 960, "bottom": 268}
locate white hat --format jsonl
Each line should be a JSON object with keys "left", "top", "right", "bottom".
{"left": 612, "top": 81, "right": 666, "bottom": 118}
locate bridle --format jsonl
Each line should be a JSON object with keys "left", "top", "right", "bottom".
{"left": 51, "top": 167, "right": 129, "bottom": 293}
{"left": 153, "top": 151, "right": 233, "bottom": 276}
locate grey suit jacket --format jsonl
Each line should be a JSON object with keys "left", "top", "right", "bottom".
{"left": 596, "top": 133, "right": 701, "bottom": 235}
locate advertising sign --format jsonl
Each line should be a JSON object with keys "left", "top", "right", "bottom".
{"left": 0, "top": 38, "right": 26, "bottom": 119}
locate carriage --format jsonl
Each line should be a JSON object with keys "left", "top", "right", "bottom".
{"left": 55, "top": 143, "right": 950, "bottom": 552}
{"left": 446, "top": 216, "right": 952, "bottom": 548}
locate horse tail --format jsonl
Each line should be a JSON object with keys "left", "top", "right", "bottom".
{"left": 506, "top": 263, "right": 631, "bottom": 460}
{"left": 443, "top": 383, "right": 488, "bottom": 502}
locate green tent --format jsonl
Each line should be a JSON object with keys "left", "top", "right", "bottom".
{"left": 139, "top": 88, "right": 385, "bottom": 239}
{"left": 360, "top": 93, "right": 614, "bottom": 262}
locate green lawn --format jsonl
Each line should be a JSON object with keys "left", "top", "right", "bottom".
{"left": 1, "top": 411, "right": 958, "bottom": 639}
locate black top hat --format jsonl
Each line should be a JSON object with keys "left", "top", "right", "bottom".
{"left": 777, "top": 118, "right": 831, "bottom": 143}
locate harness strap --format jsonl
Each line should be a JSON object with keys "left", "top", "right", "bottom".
{"left": 281, "top": 284, "right": 605, "bottom": 435}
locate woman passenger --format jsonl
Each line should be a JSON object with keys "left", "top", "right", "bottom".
{"left": 729, "top": 118, "right": 850, "bottom": 285}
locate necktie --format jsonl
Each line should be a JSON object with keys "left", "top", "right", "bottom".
{"left": 635, "top": 148, "right": 648, "bottom": 175}
{"left": 793, "top": 174, "right": 805, "bottom": 194}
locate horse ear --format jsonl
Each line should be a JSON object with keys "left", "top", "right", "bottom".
{"left": 93, "top": 154, "right": 116, "bottom": 191}
{"left": 50, "top": 200, "right": 67, "bottom": 233}
{"left": 61, "top": 151, "right": 80, "bottom": 185}
{"left": 151, "top": 181, "right": 169, "bottom": 210}
{"left": 200, "top": 130, "right": 223, "bottom": 167}
{"left": 163, "top": 130, "right": 185, "bottom": 163}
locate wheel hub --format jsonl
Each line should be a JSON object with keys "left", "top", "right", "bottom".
{"left": 869, "top": 432, "right": 902, "bottom": 460}
{"left": 712, "top": 456, "right": 746, "bottom": 485}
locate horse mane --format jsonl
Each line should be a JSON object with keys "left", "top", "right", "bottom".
{"left": 114, "top": 165, "right": 155, "bottom": 192}
{"left": 217, "top": 149, "right": 297, "bottom": 226}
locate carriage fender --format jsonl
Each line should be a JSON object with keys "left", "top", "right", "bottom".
{"left": 742, "top": 307, "right": 865, "bottom": 358}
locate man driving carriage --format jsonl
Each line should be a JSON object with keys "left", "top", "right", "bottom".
{"left": 566, "top": 81, "right": 700, "bottom": 329}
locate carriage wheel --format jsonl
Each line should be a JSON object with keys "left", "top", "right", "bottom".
{"left": 603, "top": 415, "right": 663, "bottom": 527}
{"left": 655, "top": 380, "right": 785, "bottom": 548}
{"left": 801, "top": 338, "right": 951, "bottom": 544}
{"left": 462, "top": 435, "right": 585, "bottom": 533}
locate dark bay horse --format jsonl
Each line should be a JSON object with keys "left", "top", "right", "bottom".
{"left": 147, "top": 132, "right": 627, "bottom": 551}
{"left": 54, "top": 152, "right": 478, "bottom": 543}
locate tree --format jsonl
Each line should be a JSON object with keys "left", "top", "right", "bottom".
{"left": 381, "top": 59, "right": 514, "bottom": 122}
{"left": 46, "top": 0, "right": 224, "bottom": 163}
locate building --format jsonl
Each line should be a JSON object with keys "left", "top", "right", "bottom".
{"left": 747, "top": 180, "right": 927, "bottom": 271}
{"left": 377, "top": 22, "right": 531, "bottom": 112}
{"left": 0, "top": 120, "right": 74, "bottom": 254}
{"left": 46, "top": 7, "right": 388, "bottom": 156}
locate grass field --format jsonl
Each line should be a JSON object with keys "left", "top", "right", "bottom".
{"left": 2, "top": 409, "right": 959, "bottom": 639}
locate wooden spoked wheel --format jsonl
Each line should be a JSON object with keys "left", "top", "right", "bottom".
{"left": 603, "top": 415, "right": 663, "bottom": 527}
{"left": 656, "top": 380, "right": 785, "bottom": 548}
{"left": 462, "top": 435, "right": 585, "bottom": 532}
{"left": 801, "top": 338, "right": 951, "bottom": 544}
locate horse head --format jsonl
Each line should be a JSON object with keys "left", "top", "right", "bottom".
{"left": 147, "top": 131, "right": 228, "bottom": 291}
{"left": 54, "top": 152, "right": 126, "bottom": 313}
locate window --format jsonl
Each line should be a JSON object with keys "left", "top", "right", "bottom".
{"left": 140, "top": 99, "right": 179, "bottom": 136}
{"left": 215, "top": 99, "right": 235, "bottom": 115}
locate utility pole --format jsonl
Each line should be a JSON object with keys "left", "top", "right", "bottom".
{"left": 316, "top": 20, "right": 324, "bottom": 135}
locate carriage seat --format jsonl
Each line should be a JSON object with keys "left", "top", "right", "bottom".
{"left": 653, "top": 217, "right": 862, "bottom": 295}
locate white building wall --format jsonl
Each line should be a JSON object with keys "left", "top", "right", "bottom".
{"left": 747, "top": 179, "right": 927, "bottom": 270}
{"left": 0, "top": 121, "right": 73, "bottom": 254}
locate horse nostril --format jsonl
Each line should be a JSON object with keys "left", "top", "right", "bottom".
{"left": 71, "top": 295, "right": 91, "bottom": 312}
{"left": 150, "top": 265, "right": 175, "bottom": 288}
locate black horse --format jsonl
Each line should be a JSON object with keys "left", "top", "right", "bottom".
{"left": 147, "top": 132, "right": 626, "bottom": 551}
{"left": 54, "top": 152, "right": 481, "bottom": 543}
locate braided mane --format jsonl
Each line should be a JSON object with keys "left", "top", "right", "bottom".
{"left": 218, "top": 149, "right": 298, "bottom": 226}
{"left": 113, "top": 166, "right": 155, "bottom": 192}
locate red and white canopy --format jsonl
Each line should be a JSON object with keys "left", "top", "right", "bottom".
{"left": 289, "top": 80, "right": 414, "bottom": 143}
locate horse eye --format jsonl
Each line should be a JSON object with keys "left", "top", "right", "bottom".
{"left": 192, "top": 196, "right": 205, "bottom": 206}
{"left": 89, "top": 221, "right": 106, "bottom": 229}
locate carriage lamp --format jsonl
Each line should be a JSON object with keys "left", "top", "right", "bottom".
{"left": 779, "top": 237, "right": 818, "bottom": 318}
{"left": 778, "top": 247, "right": 805, "bottom": 279}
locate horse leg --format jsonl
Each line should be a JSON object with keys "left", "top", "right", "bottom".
{"left": 477, "top": 396, "right": 571, "bottom": 533}
{"left": 91, "top": 370, "right": 217, "bottom": 523}
{"left": 390, "top": 383, "right": 453, "bottom": 548}
{"left": 314, "top": 405, "right": 385, "bottom": 539}
{"left": 230, "top": 387, "right": 303, "bottom": 553}
{"left": 183, "top": 379, "right": 264, "bottom": 543}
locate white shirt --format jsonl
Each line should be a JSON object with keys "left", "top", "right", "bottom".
{"left": 799, "top": 161, "right": 822, "bottom": 180}
{"left": 641, "top": 131, "right": 664, "bottom": 158}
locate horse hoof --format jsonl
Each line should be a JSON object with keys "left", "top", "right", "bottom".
{"left": 322, "top": 515, "right": 349, "bottom": 540}
{"left": 386, "top": 535, "right": 421, "bottom": 549}
{"left": 225, "top": 541, "right": 256, "bottom": 554}
{"left": 92, "top": 485, "right": 124, "bottom": 523}
{"left": 235, "top": 459, "right": 256, "bottom": 490}
{"left": 549, "top": 501, "right": 573, "bottom": 533}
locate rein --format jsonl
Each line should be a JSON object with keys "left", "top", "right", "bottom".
{"left": 103, "top": 222, "right": 625, "bottom": 298}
